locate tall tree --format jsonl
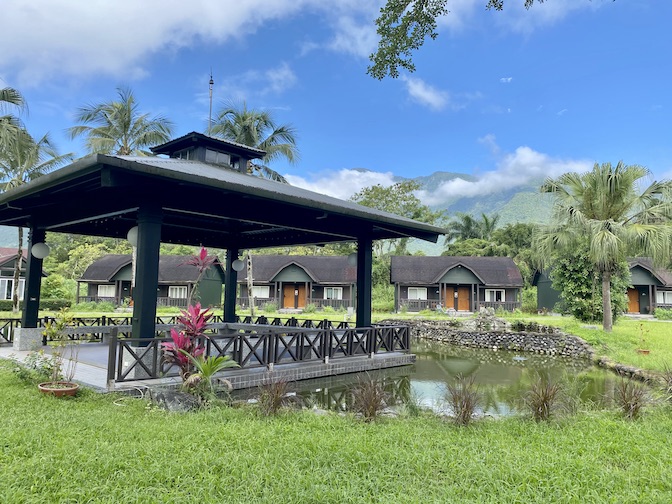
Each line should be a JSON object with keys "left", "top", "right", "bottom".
{"left": 0, "top": 131, "right": 73, "bottom": 311}
{"left": 368, "top": 0, "right": 612, "bottom": 79}
{"left": 444, "top": 212, "right": 500, "bottom": 245}
{"left": 210, "top": 101, "right": 298, "bottom": 183}
{"left": 68, "top": 86, "right": 174, "bottom": 156}
{"left": 534, "top": 162, "right": 672, "bottom": 331}
{"left": 0, "top": 87, "right": 27, "bottom": 162}
{"left": 351, "top": 180, "right": 445, "bottom": 257}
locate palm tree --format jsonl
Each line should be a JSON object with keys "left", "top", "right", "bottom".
{"left": 68, "top": 86, "right": 174, "bottom": 156}
{"left": 444, "top": 212, "right": 500, "bottom": 246}
{"left": 0, "top": 87, "right": 27, "bottom": 159}
{"left": 0, "top": 130, "right": 74, "bottom": 311}
{"left": 209, "top": 101, "right": 298, "bottom": 183}
{"left": 534, "top": 162, "right": 672, "bottom": 331}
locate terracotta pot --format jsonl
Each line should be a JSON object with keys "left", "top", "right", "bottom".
{"left": 38, "top": 381, "right": 80, "bottom": 397}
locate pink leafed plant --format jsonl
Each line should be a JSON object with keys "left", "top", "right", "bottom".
{"left": 162, "top": 303, "right": 212, "bottom": 380}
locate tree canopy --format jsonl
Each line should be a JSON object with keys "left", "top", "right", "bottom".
{"left": 534, "top": 162, "right": 672, "bottom": 331}
{"left": 210, "top": 101, "right": 298, "bottom": 183}
{"left": 68, "top": 86, "right": 174, "bottom": 156}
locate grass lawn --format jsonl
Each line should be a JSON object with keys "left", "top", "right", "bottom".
{"left": 1, "top": 363, "right": 672, "bottom": 503}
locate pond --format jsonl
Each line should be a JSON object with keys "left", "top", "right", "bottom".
{"left": 233, "top": 337, "right": 624, "bottom": 417}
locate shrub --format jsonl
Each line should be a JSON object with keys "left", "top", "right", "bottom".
{"left": 71, "top": 301, "right": 114, "bottom": 312}
{"left": 350, "top": 374, "right": 389, "bottom": 422}
{"left": 12, "top": 350, "right": 57, "bottom": 383}
{"left": 445, "top": 374, "right": 480, "bottom": 426}
{"left": 263, "top": 302, "right": 278, "bottom": 313}
{"left": 521, "top": 287, "right": 538, "bottom": 313}
{"left": 303, "top": 303, "right": 317, "bottom": 314}
{"left": 321, "top": 305, "right": 335, "bottom": 314}
{"left": 654, "top": 308, "right": 672, "bottom": 321}
{"left": 525, "top": 372, "right": 564, "bottom": 422}
{"left": 0, "top": 298, "right": 71, "bottom": 311}
{"left": 614, "top": 377, "right": 649, "bottom": 420}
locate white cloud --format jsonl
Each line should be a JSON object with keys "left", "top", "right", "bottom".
{"left": 500, "top": 77, "right": 513, "bottom": 83}
{"left": 557, "top": 108, "right": 568, "bottom": 116}
{"left": 327, "top": 16, "right": 379, "bottom": 58}
{"left": 492, "top": 0, "right": 603, "bottom": 34}
{"left": 0, "top": 0, "right": 350, "bottom": 86}
{"left": 285, "top": 169, "right": 397, "bottom": 200}
{"left": 285, "top": 143, "right": 592, "bottom": 206}
{"left": 416, "top": 144, "right": 592, "bottom": 205}
{"left": 400, "top": 76, "right": 451, "bottom": 111}
{"left": 214, "top": 63, "right": 298, "bottom": 102}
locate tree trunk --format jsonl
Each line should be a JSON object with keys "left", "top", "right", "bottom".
{"left": 246, "top": 252, "right": 254, "bottom": 317}
{"left": 602, "top": 269, "right": 613, "bottom": 332}
{"left": 12, "top": 228, "right": 22, "bottom": 313}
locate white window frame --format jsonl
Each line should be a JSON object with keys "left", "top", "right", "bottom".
{"left": 0, "top": 278, "right": 25, "bottom": 301}
{"left": 656, "top": 290, "right": 672, "bottom": 305}
{"left": 97, "top": 284, "right": 116, "bottom": 298}
{"left": 485, "top": 289, "right": 506, "bottom": 303}
{"left": 252, "top": 286, "right": 270, "bottom": 298}
{"left": 168, "top": 286, "right": 188, "bottom": 299}
{"left": 408, "top": 287, "right": 428, "bottom": 300}
{"left": 324, "top": 287, "right": 343, "bottom": 300}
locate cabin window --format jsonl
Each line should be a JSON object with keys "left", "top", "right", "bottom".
{"left": 175, "top": 148, "right": 193, "bottom": 160}
{"left": 656, "top": 291, "right": 672, "bottom": 304}
{"left": 324, "top": 287, "right": 343, "bottom": 300}
{"left": 168, "top": 286, "right": 188, "bottom": 299}
{"left": 97, "top": 284, "right": 115, "bottom": 298}
{"left": 205, "top": 149, "right": 231, "bottom": 166}
{"left": 252, "top": 286, "right": 270, "bottom": 298}
{"left": 408, "top": 287, "right": 427, "bottom": 300}
{"left": 0, "top": 278, "right": 24, "bottom": 300}
{"left": 485, "top": 289, "right": 505, "bottom": 302}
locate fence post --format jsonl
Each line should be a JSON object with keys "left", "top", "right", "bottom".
{"left": 106, "top": 327, "right": 118, "bottom": 390}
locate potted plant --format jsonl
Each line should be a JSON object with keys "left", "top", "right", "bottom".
{"left": 38, "top": 308, "right": 80, "bottom": 396}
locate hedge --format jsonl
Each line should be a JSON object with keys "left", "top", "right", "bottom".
{"left": 0, "top": 298, "right": 71, "bottom": 312}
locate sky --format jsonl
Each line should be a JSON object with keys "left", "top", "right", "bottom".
{"left": 1, "top": 0, "right": 671, "bottom": 205}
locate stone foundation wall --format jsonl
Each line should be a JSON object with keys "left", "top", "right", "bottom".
{"left": 379, "top": 319, "right": 594, "bottom": 360}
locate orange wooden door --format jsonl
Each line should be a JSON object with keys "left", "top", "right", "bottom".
{"left": 443, "top": 286, "right": 454, "bottom": 309}
{"left": 296, "top": 285, "right": 306, "bottom": 308}
{"left": 282, "top": 284, "right": 307, "bottom": 309}
{"left": 457, "top": 286, "right": 470, "bottom": 311}
{"left": 627, "top": 288, "right": 640, "bottom": 313}
{"left": 282, "top": 285, "right": 294, "bottom": 308}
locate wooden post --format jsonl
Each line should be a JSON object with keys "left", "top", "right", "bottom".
{"left": 21, "top": 227, "right": 46, "bottom": 329}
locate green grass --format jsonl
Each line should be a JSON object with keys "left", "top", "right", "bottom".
{"left": 1, "top": 364, "right": 672, "bottom": 503}
{"left": 503, "top": 313, "right": 672, "bottom": 373}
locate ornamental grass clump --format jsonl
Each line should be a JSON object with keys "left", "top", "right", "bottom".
{"left": 257, "top": 377, "right": 291, "bottom": 416}
{"left": 615, "top": 377, "right": 649, "bottom": 420}
{"left": 445, "top": 373, "right": 480, "bottom": 426}
{"left": 350, "top": 374, "right": 389, "bottom": 422}
{"left": 525, "top": 372, "right": 564, "bottom": 422}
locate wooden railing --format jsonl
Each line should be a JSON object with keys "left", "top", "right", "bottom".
{"left": 108, "top": 322, "right": 411, "bottom": 383}
{"left": 399, "top": 299, "right": 521, "bottom": 312}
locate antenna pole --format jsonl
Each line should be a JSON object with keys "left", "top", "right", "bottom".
{"left": 208, "top": 70, "right": 214, "bottom": 136}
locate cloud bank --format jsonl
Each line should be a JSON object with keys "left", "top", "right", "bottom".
{"left": 286, "top": 144, "right": 592, "bottom": 205}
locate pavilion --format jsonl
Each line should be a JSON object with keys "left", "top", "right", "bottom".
{"left": 0, "top": 132, "right": 444, "bottom": 381}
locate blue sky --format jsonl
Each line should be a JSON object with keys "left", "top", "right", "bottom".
{"left": 1, "top": 0, "right": 670, "bottom": 204}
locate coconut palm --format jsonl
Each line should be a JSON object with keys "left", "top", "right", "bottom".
{"left": 444, "top": 212, "right": 500, "bottom": 246}
{"left": 68, "top": 86, "right": 174, "bottom": 156}
{"left": 209, "top": 101, "right": 298, "bottom": 183}
{"left": 0, "top": 87, "right": 27, "bottom": 158}
{"left": 0, "top": 130, "right": 74, "bottom": 311}
{"left": 534, "top": 162, "right": 672, "bottom": 331}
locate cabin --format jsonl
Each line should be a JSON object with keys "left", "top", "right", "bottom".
{"left": 237, "top": 255, "right": 356, "bottom": 311}
{"left": 0, "top": 248, "right": 27, "bottom": 301}
{"left": 534, "top": 258, "right": 672, "bottom": 315}
{"left": 390, "top": 256, "right": 523, "bottom": 312}
{"left": 77, "top": 254, "right": 226, "bottom": 308}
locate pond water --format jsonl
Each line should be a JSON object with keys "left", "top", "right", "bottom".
{"left": 234, "top": 338, "right": 622, "bottom": 416}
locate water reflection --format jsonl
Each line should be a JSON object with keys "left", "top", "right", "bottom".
{"left": 234, "top": 338, "right": 621, "bottom": 416}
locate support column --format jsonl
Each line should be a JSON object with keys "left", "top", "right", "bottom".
{"left": 131, "top": 206, "right": 162, "bottom": 342}
{"left": 224, "top": 248, "right": 239, "bottom": 323}
{"left": 21, "top": 227, "right": 45, "bottom": 328}
{"left": 355, "top": 237, "right": 373, "bottom": 328}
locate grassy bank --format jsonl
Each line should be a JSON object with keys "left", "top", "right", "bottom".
{"left": 1, "top": 365, "right": 671, "bottom": 503}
